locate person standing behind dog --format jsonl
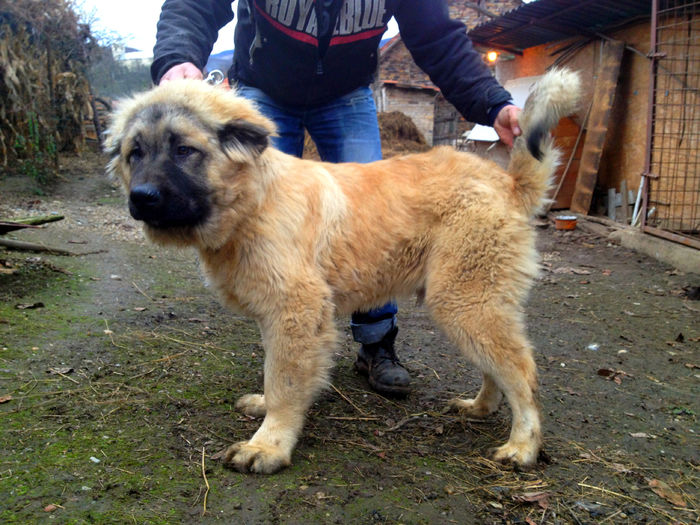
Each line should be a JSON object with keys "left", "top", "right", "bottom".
{"left": 152, "top": 0, "right": 521, "bottom": 397}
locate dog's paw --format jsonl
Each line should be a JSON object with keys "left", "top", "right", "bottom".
{"left": 447, "top": 397, "right": 496, "bottom": 418}
{"left": 490, "top": 441, "right": 539, "bottom": 468}
{"left": 217, "top": 440, "right": 291, "bottom": 474}
{"left": 235, "top": 394, "right": 266, "bottom": 417}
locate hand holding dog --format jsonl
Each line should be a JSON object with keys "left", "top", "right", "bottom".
{"left": 160, "top": 62, "right": 203, "bottom": 83}
{"left": 494, "top": 104, "right": 522, "bottom": 148}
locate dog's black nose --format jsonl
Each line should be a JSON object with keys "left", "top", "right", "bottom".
{"left": 129, "top": 183, "right": 163, "bottom": 220}
{"left": 130, "top": 184, "right": 162, "bottom": 207}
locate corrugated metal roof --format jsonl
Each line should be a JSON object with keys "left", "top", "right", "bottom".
{"left": 468, "top": 0, "right": 652, "bottom": 53}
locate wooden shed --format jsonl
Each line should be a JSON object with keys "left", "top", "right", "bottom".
{"left": 468, "top": 0, "right": 699, "bottom": 249}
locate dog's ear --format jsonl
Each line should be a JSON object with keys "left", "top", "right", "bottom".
{"left": 218, "top": 120, "right": 270, "bottom": 157}
{"left": 102, "top": 129, "right": 123, "bottom": 181}
{"left": 103, "top": 137, "right": 121, "bottom": 160}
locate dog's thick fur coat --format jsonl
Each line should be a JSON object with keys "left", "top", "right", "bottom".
{"left": 106, "top": 69, "right": 580, "bottom": 474}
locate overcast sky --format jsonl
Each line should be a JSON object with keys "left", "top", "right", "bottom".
{"left": 76, "top": 0, "right": 398, "bottom": 58}
{"left": 76, "top": 0, "right": 238, "bottom": 57}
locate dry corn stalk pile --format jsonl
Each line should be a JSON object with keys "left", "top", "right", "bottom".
{"left": 0, "top": 0, "right": 94, "bottom": 176}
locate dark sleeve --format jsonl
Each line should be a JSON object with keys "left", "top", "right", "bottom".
{"left": 151, "top": 0, "right": 234, "bottom": 84}
{"left": 394, "top": 0, "right": 512, "bottom": 125}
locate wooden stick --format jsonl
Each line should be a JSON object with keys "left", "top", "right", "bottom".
{"left": 330, "top": 383, "right": 367, "bottom": 416}
{"left": 201, "top": 447, "right": 210, "bottom": 516}
{"left": 0, "top": 238, "right": 75, "bottom": 255}
{"left": 1, "top": 214, "right": 64, "bottom": 226}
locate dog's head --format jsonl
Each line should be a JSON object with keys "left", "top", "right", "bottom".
{"left": 104, "top": 80, "right": 276, "bottom": 248}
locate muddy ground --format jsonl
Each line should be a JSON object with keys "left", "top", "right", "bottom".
{"left": 0, "top": 151, "right": 698, "bottom": 524}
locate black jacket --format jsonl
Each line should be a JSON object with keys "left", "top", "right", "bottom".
{"left": 152, "top": 0, "right": 512, "bottom": 125}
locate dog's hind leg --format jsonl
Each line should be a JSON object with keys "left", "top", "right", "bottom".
{"left": 219, "top": 281, "right": 337, "bottom": 474}
{"left": 427, "top": 287, "right": 541, "bottom": 467}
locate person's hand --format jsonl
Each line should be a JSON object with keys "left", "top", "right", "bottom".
{"left": 493, "top": 105, "right": 522, "bottom": 148}
{"left": 160, "top": 62, "right": 203, "bottom": 84}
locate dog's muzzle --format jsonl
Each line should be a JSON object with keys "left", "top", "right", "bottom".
{"left": 128, "top": 183, "right": 210, "bottom": 229}
{"left": 129, "top": 183, "right": 164, "bottom": 223}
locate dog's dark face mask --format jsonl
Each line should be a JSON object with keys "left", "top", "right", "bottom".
{"left": 126, "top": 134, "right": 211, "bottom": 229}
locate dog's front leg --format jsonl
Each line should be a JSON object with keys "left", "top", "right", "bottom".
{"left": 220, "top": 291, "right": 336, "bottom": 474}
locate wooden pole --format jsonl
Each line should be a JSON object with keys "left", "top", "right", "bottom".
{"left": 570, "top": 39, "right": 625, "bottom": 215}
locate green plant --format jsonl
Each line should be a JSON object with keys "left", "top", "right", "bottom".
{"left": 13, "top": 112, "right": 57, "bottom": 184}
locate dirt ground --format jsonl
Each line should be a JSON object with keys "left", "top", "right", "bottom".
{"left": 1, "top": 151, "right": 698, "bottom": 524}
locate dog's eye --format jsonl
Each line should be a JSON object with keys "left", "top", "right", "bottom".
{"left": 128, "top": 145, "right": 143, "bottom": 164}
{"left": 175, "top": 145, "right": 197, "bottom": 160}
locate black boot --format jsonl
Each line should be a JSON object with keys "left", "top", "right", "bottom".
{"left": 355, "top": 327, "right": 411, "bottom": 396}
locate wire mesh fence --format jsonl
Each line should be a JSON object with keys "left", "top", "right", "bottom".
{"left": 645, "top": 0, "right": 700, "bottom": 247}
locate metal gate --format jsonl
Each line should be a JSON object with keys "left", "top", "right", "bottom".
{"left": 642, "top": 0, "right": 700, "bottom": 249}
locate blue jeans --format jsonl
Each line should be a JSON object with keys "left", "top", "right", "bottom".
{"left": 237, "top": 84, "right": 397, "bottom": 344}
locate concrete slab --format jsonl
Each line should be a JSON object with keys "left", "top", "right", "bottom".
{"left": 609, "top": 228, "right": 700, "bottom": 274}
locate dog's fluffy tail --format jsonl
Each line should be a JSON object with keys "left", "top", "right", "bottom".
{"left": 507, "top": 68, "right": 581, "bottom": 216}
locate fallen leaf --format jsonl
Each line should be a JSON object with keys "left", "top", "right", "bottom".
{"left": 513, "top": 491, "right": 549, "bottom": 509}
{"left": 597, "top": 368, "right": 633, "bottom": 383}
{"left": 602, "top": 269, "right": 613, "bottom": 276}
{"left": 644, "top": 288, "right": 667, "bottom": 296}
{"left": 48, "top": 367, "right": 74, "bottom": 375}
{"left": 685, "top": 363, "right": 699, "bottom": 369}
{"left": 553, "top": 267, "right": 591, "bottom": 275}
{"left": 648, "top": 479, "right": 686, "bottom": 507}
{"left": 15, "top": 302, "right": 45, "bottom": 310}
{"left": 43, "top": 504, "right": 58, "bottom": 512}
{"left": 133, "top": 307, "right": 147, "bottom": 312}
{"left": 0, "top": 394, "right": 12, "bottom": 403}
{"left": 610, "top": 462, "right": 633, "bottom": 474}
{"left": 630, "top": 432, "right": 657, "bottom": 439}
